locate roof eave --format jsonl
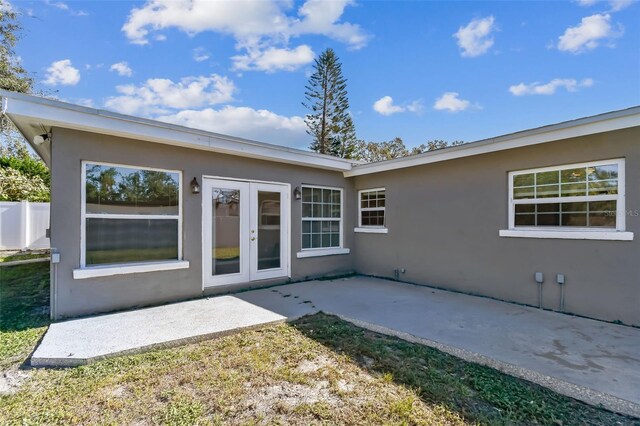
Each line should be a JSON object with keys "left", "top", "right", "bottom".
{"left": 344, "top": 106, "right": 640, "bottom": 177}
{"left": 1, "top": 91, "right": 355, "bottom": 172}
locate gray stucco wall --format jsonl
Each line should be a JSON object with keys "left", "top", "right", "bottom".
{"left": 352, "top": 127, "right": 640, "bottom": 326}
{"left": 50, "top": 128, "right": 356, "bottom": 318}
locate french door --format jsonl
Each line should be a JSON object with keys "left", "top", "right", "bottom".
{"left": 202, "top": 178, "right": 290, "bottom": 287}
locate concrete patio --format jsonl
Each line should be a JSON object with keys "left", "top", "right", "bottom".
{"left": 32, "top": 276, "right": 640, "bottom": 417}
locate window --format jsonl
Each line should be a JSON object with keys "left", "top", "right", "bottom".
{"left": 301, "top": 186, "right": 342, "bottom": 249}
{"left": 507, "top": 159, "right": 626, "bottom": 233}
{"left": 358, "top": 188, "right": 386, "bottom": 228}
{"left": 82, "top": 162, "right": 182, "bottom": 267}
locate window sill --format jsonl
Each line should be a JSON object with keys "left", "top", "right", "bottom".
{"left": 354, "top": 227, "right": 388, "bottom": 234}
{"left": 296, "top": 248, "right": 350, "bottom": 258}
{"left": 499, "top": 229, "right": 634, "bottom": 241}
{"left": 73, "top": 260, "right": 190, "bottom": 280}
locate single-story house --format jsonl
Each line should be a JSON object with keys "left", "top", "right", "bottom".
{"left": 2, "top": 90, "right": 638, "bottom": 326}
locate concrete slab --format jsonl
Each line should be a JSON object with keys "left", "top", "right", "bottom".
{"left": 236, "top": 277, "right": 640, "bottom": 417}
{"left": 31, "top": 296, "right": 286, "bottom": 367}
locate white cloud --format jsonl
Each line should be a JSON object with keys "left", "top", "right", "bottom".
{"left": 509, "top": 78, "right": 594, "bottom": 96}
{"left": 433, "top": 92, "right": 474, "bottom": 112}
{"left": 156, "top": 106, "right": 309, "bottom": 148}
{"left": 43, "top": 59, "right": 80, "bottom": 86}
{"left": 104, "top": 74, "right": 236, "bottom": 116}
{"left": 192, "top": 47, "right": 210, "bottom": 62}
{"left": 453, "top": 16, "right": 496, "bottom": 57}
{"left": 609, "top": 0, "right": 634, "bottom": 11}
{"left": 232, "top": 45, "right": 315, "bottom": 72}
{"left": 372, "top": 96, "right": 423, "bottom": 116}
{"left": 110, "top": 61, "right": 133, "bottom": 77}
{"left": 576, "top": 0, "right": 635, "bottom": 11}
{"left": 44, "top": 0, "right": 88, "bottom": 16}
{"left": 122, "top": 0, "right": 369, "bottom": 72}
{"left": 557, "top": 13, "right": 621, "bottom": 53}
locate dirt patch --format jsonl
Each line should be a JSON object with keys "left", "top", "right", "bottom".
{"left": 0, "top": 368, "right": 30, "bottom": 395}
{"left": 245, "top": 380, "right": 340, "bottom": 415}
{"left": 296, "top": 355, "right": 334, "bottom": 373}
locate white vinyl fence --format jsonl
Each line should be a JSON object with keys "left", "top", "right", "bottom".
{"left": 0, "top": 201, "right": 50, "bottom": 250}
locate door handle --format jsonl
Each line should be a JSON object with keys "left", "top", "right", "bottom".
{"left": 251, "top": 237, "right": 256, "bottom": 241}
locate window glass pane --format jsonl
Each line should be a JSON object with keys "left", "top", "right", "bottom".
{"left": 561, "top": 168, "right": 586, "bottom": 183}
{"left": 302, "top": 203, "right": 311, "bottom": 217}
{"left": 588, "top": 164, "right": 618, "bottom": 181}
{"left": 86, "top": 218, "right": 178, "bottom": 265}
{"left": 537, "top": 203, "right": 559, "bottom": 213}
{"left": 331, "top": 190, "right": 341, "bottom": 204}
{"left": 588, "top": 180, "right": 617, "bottom": 196}
{"left": 536, "top": 184, "right": 559, "bottom": 198}
{"left": 514, "top": 187, "right": 535, "bottom": 199}
{"left": 515, "top": 204, "right": 535, "bottom": 213}
{"left": 589, "top": 200, "right": 616, "bottom": 213}
{"left": 86, "top": 164, "right": 179, "bottom": 215}
{"left": 302, "top": 187, "right": 312, "bottom": 202}
{"left": 302, "top": 234, "right": 311, "bottom": 249}
{"left": 561, "top": 202, "right": 587, "bottom": 212}
{"left": 561, "top": 183, "right": 586, "bottom": 197}
{"left": 513, "top": 174, "right": 534, "bottom": 187}
{"left": 589, "top": 212, "right": 616, "bottom": 227}
{"left": 514, "top": 214, "right": 535, "bottom": 226}
{"left": 562, "top": 213, "right": 587, "bottom": 227}
{"left": 536, "top": 171, "right": 559, "bottom": 185}
{"left": 537, "top": 214, "right": 560, "bottom": 226}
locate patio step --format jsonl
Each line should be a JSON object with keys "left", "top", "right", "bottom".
{"left": 31, "top": 296, "right": 287, "bottom": 367}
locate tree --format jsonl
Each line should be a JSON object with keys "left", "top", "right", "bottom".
{"left": 0, "top": 2, "right": 49, "bottom": 201}
{"left": 303, "top": 48, "right": 357, "bottom": 158}
{"left": 354, "top": 138, "right": 466, "bottom": 162}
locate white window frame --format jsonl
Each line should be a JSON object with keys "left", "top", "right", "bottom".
{"left": 355, "top": 187, "right": 388, "bottom": 234}
{"left": 297, "top": 184, "right": 349, "bottom": 258}
{"left": 500, "top": 158, "right": 633, "bottom": 241}
{"left": 75, "top": 160, "right": 186, "bottom": 278}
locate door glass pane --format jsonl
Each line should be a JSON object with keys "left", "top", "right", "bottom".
{"left": 258, "top": 191, "right": 281, "bottom": 270}
{"left": 212, "top": 188, "right": 240, "bottom": 276}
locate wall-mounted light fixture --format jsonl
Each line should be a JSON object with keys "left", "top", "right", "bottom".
{"left": 33, "top": 133, "right": 49, "bottom": 146}
{"left": 293, "top": 186, "right": 302, "bottom": 200}
{"left": 190, "top": 177, "right": 200, "bottom": 194}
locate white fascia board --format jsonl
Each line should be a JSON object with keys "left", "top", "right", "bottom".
{"left": 2, "top": 93, "right": 354, "bottom": 172}
{"left": 345, "top": 109, "right": 640, "bottom": 177}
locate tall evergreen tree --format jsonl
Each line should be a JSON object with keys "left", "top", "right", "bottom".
{"left": 303, "top": 48, "right": 357, "bottom": 158}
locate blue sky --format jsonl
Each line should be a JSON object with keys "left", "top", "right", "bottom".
{"left": 11, "top": 0, "right": 640, "bottom": 150}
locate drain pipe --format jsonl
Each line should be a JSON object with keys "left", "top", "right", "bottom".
{"left": 534, "top": 272, "right": 544, "bottom": 309}
{"left": 50, "top": 248, "right": 60, "bottom": 320}
{"left": 557, "top": 274, "right": 565, "bottom": 311}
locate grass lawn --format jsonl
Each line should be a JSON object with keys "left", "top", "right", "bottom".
{"left": 1, "top": 264, "right": 637, "bottom": 425}
{"left": 0, "top": 250, "right": 50, "bottom": 263}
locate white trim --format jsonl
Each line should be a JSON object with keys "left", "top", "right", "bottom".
{"left": 73, "top": 260, "right": 189, "bottom": 279}
{"left": 354, "top": 227, "right": 388, "bottom": 234}
{"left": 1, "top": 91, "right": 355, "bottom": 172}
{"left": 80, "top": 160, "right": 183, "bottom": 268}
{"left": 344, "top": 109, "right": 640, "bottom": 177}
{"left": 296, "top": 248, "right": 350, "bottom": 258}
{"left": 300, "top": 184, "right": 345, "bottom": 251}
{"left": 499, "top": 230, "right": 633, "bottom": 241}
{"left": 357, "top": 188, "right": 386, "bottom": 229}
{"left": 506, "top": 158, "right": 626, "bottom": 232}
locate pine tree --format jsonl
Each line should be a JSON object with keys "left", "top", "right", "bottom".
{"left": 303, "top": 48, "right": 357, "bottom": 158}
